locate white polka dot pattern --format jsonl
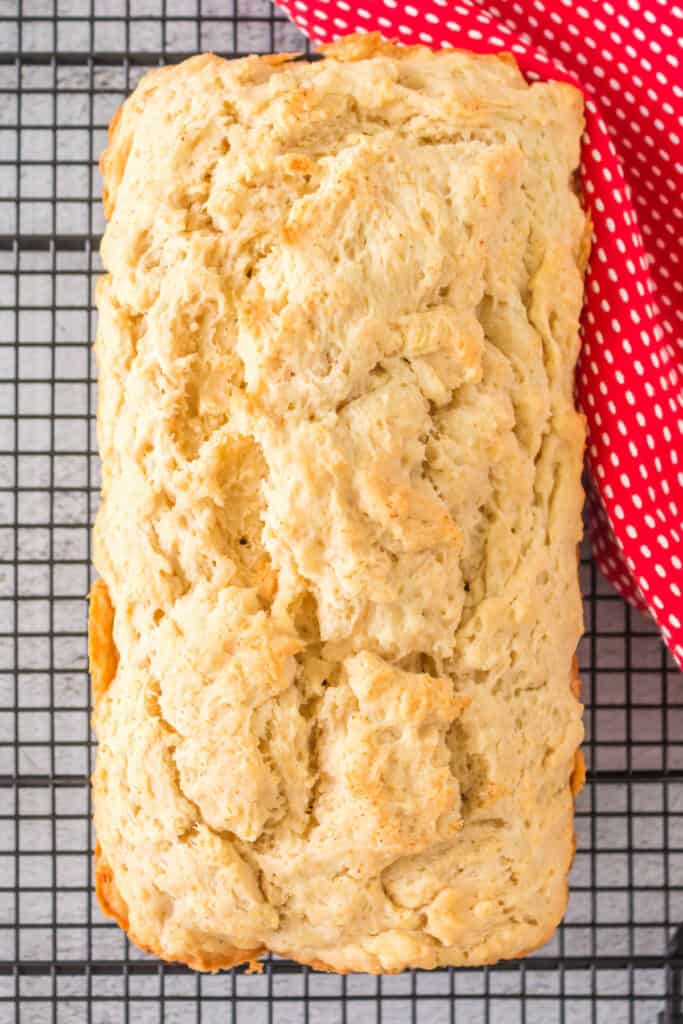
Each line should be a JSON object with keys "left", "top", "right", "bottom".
{"left": 276, "top": 0, "right": 683, "bottom": 670}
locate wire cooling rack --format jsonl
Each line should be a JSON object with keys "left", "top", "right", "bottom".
{"left": 1, "top": 2, "right": 682, "bottom": 1021}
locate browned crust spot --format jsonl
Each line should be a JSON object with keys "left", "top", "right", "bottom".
{"left": 259, "top": 51, "right": 302, "bottom": 66}
{"left": 570, "top": 656, "right": 585, "bottom": 797}
{"left": 99, "top": 107, "right": 122, "bottom": 220}
{"left": 318, "top": 31, "right": 520, "bottom": 71}
{"left": 319, "top": 32, "right": 426, "bottom": 62}
{"left": 94, "top": 841, "right": 129, "bottom": 931}
{"left": 571, "top": 749, "right": 586, "bottom": 797}
{"left": 89, "top": 578, "right": 119, "bottom": 707}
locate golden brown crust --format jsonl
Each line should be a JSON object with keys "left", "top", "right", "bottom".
{"left": 99, "top": 108, "right": 122, "bottom": 220}
{"left": 88, "top": 578, "right": 119, "bottom": 706}
{"left": 570, "top": 656, "right": 585, "bottom": 796}
{"left": 259, "top": 51, "right": 302, "bottom": 66}
{"left": 93, "top": 36, "right": 587, "bottom": 975}
{"left": 95, "top": 842, "right": 130, "bottom": 931}
{"left": 179, "top": 946, "right": 266, "bottom": 973}
{"left": 245, "top": 960, "right": 265, "bottom": 974}
{"left": 318, "top": 31, "right": 520, "bottom": 70}
{"left": 571, "top": 749, "right": 586, "bottom": 797}
{"left": 319, "top": 32, "right": 426, "bottom": 62}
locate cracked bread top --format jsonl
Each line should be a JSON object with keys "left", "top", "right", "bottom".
{"left": 91, "top": 33, "right": 587, "bottom": 973}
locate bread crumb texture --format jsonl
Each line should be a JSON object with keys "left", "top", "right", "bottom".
{"left": 92, "top": 35, "right": 586, "bottom": 973}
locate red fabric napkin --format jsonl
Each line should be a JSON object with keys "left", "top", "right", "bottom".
{"left": 275, "top": 0, "right": 683, "bottom": 669}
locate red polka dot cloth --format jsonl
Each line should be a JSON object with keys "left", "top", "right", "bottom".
{"left": 275, "top": 0, "right": 683, "bottom": 669}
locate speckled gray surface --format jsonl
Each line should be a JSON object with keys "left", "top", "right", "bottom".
{"left": 1, "top": 3, "right": 681, "bottom": 1021}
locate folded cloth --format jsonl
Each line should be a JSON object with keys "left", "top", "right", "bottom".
{"left": 275, "top": 0, "right": 683, "bottom": 669}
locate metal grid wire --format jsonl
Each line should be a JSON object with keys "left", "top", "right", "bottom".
{"left": 1, "top": 2, "right": 682, "bottom": 1021}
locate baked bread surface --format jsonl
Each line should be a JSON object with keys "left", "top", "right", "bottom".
{"left": 91, "top": 34, "right": 587, "bottom": 973}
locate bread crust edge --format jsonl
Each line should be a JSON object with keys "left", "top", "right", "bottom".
{"left": 88, "top": 577, "right": 119, "bottom": 707}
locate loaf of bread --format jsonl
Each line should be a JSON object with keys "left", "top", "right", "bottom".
{"left": 90, "top": 34, "right": 588, "bottom": 974}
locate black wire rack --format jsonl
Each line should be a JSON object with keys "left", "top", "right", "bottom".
{"left": 1, "top": 2, "right": 682, "bottom": 1021}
